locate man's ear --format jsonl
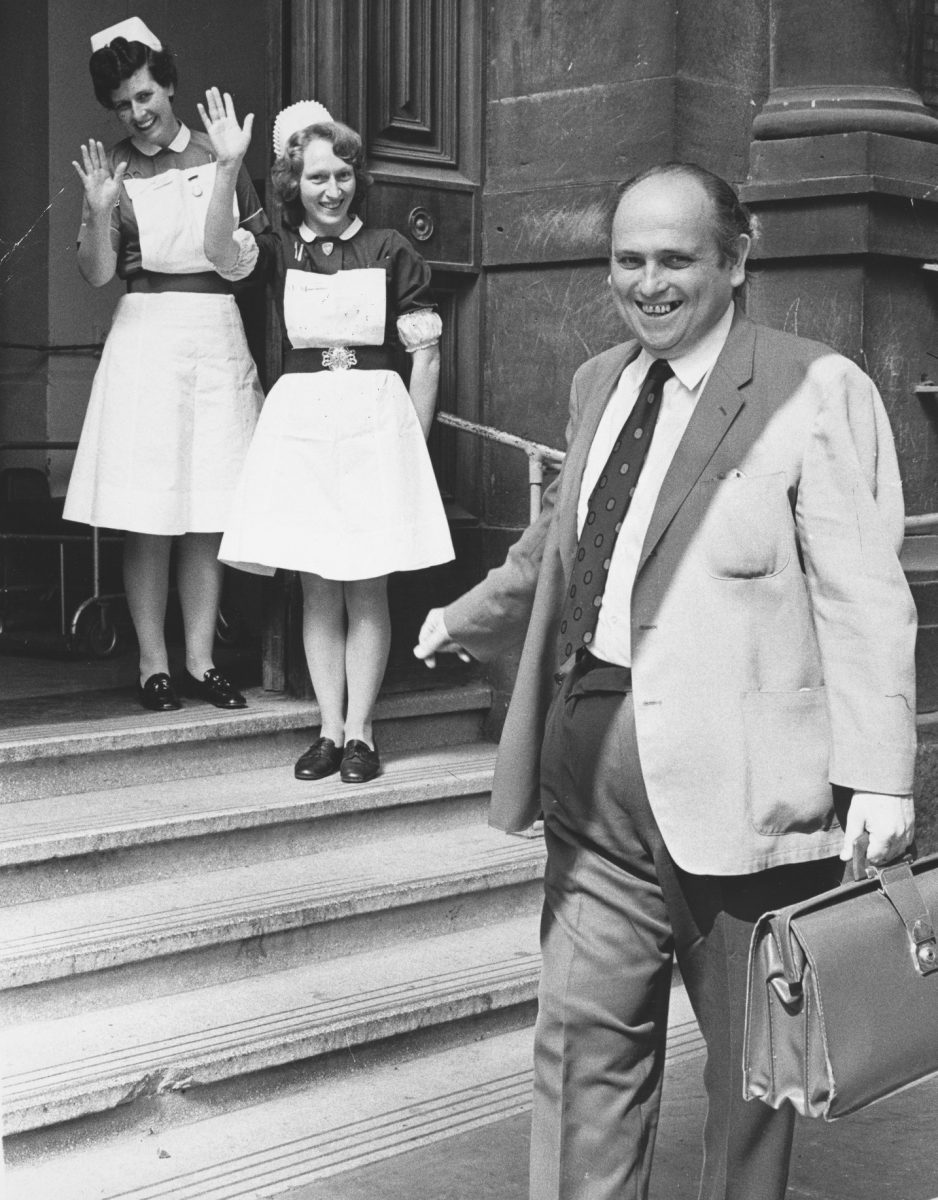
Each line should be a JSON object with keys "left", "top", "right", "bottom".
{"left": 730, "top": 234, "right": 752, "bottom": 288}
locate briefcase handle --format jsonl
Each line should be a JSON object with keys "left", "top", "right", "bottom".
{"left": 775, "top": 836, "right": 938, "bottom": 996}
{"left": 847, "top": 832, "right": 936, "bottom": 977}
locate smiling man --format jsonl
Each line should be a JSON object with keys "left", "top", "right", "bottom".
{"left": 415, "top": 163, "right": 917, "bottom": 1200}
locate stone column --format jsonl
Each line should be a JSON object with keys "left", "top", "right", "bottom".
{"left": 752, "top": 0, "right": 937, "bottom": 141}
{"left": 741, "top": 0, "right": 938, "bottom": 711}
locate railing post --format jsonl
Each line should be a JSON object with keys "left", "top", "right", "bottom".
{"left": 527, "top": 453, "right": 544, "bottom": 524}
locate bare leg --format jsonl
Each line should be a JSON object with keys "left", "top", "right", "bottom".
{"left": 344, "top": 575, "right": 390, "bottom": 747}
{"left": 123, "top": 531, "right": 172, "bottom": 685}
{"left": 299, "top": 572, "right": 347, "bottom": 744}
{"left": 176, "top": 531, "right": 224, "bottom": 679}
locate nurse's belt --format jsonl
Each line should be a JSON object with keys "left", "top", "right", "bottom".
{"left": 284, "top": 268, "right": 386, "bottom": 349}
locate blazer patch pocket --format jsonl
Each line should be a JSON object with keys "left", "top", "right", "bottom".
{"left": 742, "top": 688, "right": 835, "bottom": 837}
{"left": 697, "top": 473, "right": 792, "bottom": 580}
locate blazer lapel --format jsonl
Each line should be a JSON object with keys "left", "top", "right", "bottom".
{"left": 558, "top": 343, "right": 640, "bottom": 568}
{"left": 636, "top": 313, "right": 757, "bottom": 575}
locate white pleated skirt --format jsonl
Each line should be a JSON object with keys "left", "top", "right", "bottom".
{"left": 219, "top": 369, "right": 454, "bottom": 580}
{"left": 63, "top": 292, "right": 263, "bottom": 535}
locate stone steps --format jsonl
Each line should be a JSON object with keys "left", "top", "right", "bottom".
{"left": 0, "top": 674, "right": 552, "bottom": 1193}
{"left": 0, "top": 818, "right": 544, "bottom": 1023}
{"left": 5, "top": 1026, "right": 539, "bottom": 1200}
{"left": 3, "top": 981, "right": 705, "bottom": 1200}
{"left": 0, "top": 681, "right": 492, "bottom": 803}
{"left": 2, "top": 914, "right": 541, "bottom": 1135}
{"left": 0, "top": 742, "right": 499, "bottom": 903}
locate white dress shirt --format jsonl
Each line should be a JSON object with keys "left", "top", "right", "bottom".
{"left": 580, "top": 303, "right": 735, "bottom": 667}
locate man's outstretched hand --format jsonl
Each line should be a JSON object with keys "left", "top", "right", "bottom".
{"left": 414, "top": 608, "right": 471, "bottom": 669}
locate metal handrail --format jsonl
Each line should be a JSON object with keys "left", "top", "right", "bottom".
{"left": 905, "top": 513, "right": 938, "bottom": 533}
{"left": 0, "top": 441, "right": 78, "bottom": 452}
{"left": 435, "top": 416, "right": 938, "bottom": 537}
{"left": 436, "top": 413, "right": 564, "bottom": 524}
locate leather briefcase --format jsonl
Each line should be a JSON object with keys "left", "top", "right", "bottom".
{"left": 743, "top": 851, "right": 938, "bottom": 1120}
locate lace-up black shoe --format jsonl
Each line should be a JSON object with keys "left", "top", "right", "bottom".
{"left": 295, "top": 736, "right": 343, "bottom": 780}
{"left": 340, "top": 739, "right": 380, "bottom": 783}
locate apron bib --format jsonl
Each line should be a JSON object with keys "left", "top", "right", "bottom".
{"left": 124, "top": 163, "right": 236, "bottom": 274}
{"left": 283, "top": 267, "right": 387, "bottom": 349}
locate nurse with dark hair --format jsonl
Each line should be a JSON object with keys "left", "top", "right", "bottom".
{"left": 65, "top": 17, "right": 270, "bottom": 712}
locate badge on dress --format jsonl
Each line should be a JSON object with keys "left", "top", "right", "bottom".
{"left": 321, "top": 242, "right": 334, "bottom": 256}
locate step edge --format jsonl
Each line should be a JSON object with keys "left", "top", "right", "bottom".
{"left": 0, "top": 683, "right": 494, "bottom": 765}
{"left": 2, "top": 969, "right": 541, "bottom": 1133}
{"left": 0, "top": 756, "right": 499, "bottom": 867}
{"left": 0, "top": 852, "right": 545, "bottom": 985}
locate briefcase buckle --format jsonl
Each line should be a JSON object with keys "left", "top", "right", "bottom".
{"left": 912, "top": 918, "right": 938, "bottom": 974}
{"left": 915, "top": 939, "right": 937, "bottom": 972}
{"left": 875, "top": 860, "right": 938, "bottom": 977}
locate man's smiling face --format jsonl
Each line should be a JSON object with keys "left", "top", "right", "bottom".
{"left": 608, "top": 172, "right": 750, "bottom": 360}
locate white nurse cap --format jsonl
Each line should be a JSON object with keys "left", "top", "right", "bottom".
{"left": 90, "top": 17, "right": 162, "bottom": 53}
{"left": 272, "top": 100, "right": 334, "bottom": 157}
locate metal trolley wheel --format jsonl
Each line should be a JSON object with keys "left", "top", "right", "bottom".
{"left": 70, "top": 599, "right": 121, "bottom": 658}
{"left": 85, "top": 609, "right": 119, "bottom": 658}
{"left": 215, "top": 606, "right": 243, "bottom": 648}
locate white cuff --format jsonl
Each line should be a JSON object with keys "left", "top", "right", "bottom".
{"left": 397, "top": 309, "right": 442, "bottom": 352}
{"left": 214, "top": 228, "right": 259, "bottom": 282}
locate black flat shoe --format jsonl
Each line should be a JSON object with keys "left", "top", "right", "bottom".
{"left": 183, "top": 668, "right": 247, "bottom": 709}
{"left": 295, "top": 736, "right": 343, "bottom": 781}
{"left": 340, "top": 739, "right": 380, "bottom": 784}
{"left": 138, "top": 672, "right": 182, "bottom": 712}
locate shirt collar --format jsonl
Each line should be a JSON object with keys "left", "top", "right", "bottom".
{"left": 299, "top": 216, "right": 362, "bottom": 243}
{"left": 131, "top": 121, "right": 190, "bottom": 157}
{"left": 634, "top": 302, "right": 735, "bottom": 393}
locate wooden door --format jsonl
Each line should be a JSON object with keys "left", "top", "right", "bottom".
{"left": 263, "top": 0, "right": 484, "bottom": 692}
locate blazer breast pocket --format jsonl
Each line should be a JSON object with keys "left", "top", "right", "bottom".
{"left": 696, "top": 472, "right": 793, "bottom": 580}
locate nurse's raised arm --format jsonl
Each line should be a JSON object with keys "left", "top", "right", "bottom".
{"left": 198, "top": 87, "right": 253, "bottom": 272}
{"left": 73, "top": 139, "right": 124, "bottom": 286}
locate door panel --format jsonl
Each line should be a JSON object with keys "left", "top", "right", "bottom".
{"left": 288, "top": 0, "right": 482, "bottom": 263}
{"left": 365, "top": 0, "right": 460, "bottom": 166}
{"left": 365, "top": 181, "right": 476, "bottom": 271}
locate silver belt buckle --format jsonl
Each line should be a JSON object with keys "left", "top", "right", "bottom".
{"left": 322, "top": 346, "right": 357, "bottom": 371}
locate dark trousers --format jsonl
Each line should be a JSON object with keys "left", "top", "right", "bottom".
{"left": 532, "top": 655, "right": 840, "bottom": 1200}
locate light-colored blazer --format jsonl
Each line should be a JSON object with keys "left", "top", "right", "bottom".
{"left": 445, "top": 312, "right": 918, "bottom": 875}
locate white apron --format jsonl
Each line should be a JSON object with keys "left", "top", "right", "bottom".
{"left": 122, "top": 163, "right": 237, "bottom": 274}
{"left": 63, "top": 178, "right": 262, "bottom": 535}
{"left": 283, "top": 267, "right": 386, "bottom": 348}
{"left": 219, "top": 267, "right": 453, "bottom": 579}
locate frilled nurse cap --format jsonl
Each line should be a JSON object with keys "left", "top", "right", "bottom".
{"left": 272, "top": 100, "right": 334, "bottom": 157}
{"left": 90, "top": 17, "right": 162, "bottom": 52}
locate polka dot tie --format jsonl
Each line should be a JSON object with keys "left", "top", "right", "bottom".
{"left": 557, "top": 357, "right": 674, "bottom": 665}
